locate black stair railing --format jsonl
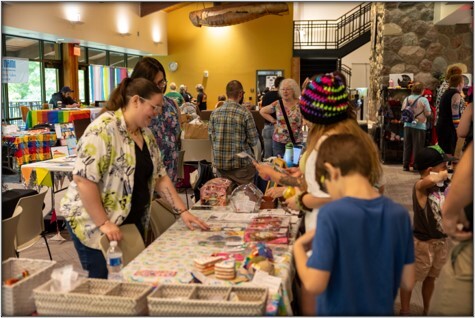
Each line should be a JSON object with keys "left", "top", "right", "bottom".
{"left": 293, "top": 2, "right": 371, "bottom": 51}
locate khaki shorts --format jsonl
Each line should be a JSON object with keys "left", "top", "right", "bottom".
{"left": 414, "top": 237, "right": 448, "bottom": 281}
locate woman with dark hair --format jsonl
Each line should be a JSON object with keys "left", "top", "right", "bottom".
{"left": 60, "top": 78, "right": 208, "bottom": 279}
{"left": 130, "top": 57, "right": 182, "bottom": 183}
{"left": 437, "top": 74, "right": 465, "bottom": 155}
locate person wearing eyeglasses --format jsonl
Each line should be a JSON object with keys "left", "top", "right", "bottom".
{"left": 259, "top": 78, "right": 303, "bottom": 158}
{"left": 60, "top": 77, "right": 209, "bottom": 279}
{"left": 130, "top": 57, "right": 182, "bottom": 184}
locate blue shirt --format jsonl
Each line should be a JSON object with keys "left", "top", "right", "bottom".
{"left": 307, "top": 196, "right": 414, "bottom": 316}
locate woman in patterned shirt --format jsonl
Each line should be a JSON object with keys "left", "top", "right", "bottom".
{"left": 130, "top": 57, "right": 182, "bottom": 184}
{"left": 60, "top": 78, "right": 209, "bottom": 279}
{"left": 259, "top": 78, "right": 303, "bottom": 157}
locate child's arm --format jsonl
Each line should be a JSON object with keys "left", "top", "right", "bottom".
{"left": 415, "top": 170, "right": 449, "bottom": 207}
{"left": 399, "top": 263, "right": 415, "bottom": 292}
{"left": 294, "top": 230, "right": 331, "bottom": 295}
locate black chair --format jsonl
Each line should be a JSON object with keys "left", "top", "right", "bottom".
{"left": 73, "top": 117, "right": 91, "bottom": 141}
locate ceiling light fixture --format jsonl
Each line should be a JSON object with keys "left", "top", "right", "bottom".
{"left": 69, "top": 12, "right": 83, "bottom": 25}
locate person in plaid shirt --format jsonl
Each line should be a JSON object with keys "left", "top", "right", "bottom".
{"left": 209, "top": 80, "right": 259, "bottom": 186}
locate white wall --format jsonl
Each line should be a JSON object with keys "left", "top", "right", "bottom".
{"left": 293, "top": 2, "right": 370, "bottom": 90}
{"left": 293, "top": 2, "right": 362, "bottom": 20}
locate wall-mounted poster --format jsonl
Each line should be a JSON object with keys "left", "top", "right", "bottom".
{"left": 2, "top": 57, "right": 29, "bottom": 83}
{"left": 389, "top": 73, "right": 414, "bottom": 88}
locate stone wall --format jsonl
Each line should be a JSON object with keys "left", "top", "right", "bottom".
{"left": 382, "top": 2, "right": 472, "bottom": 90}
{"left": 368, "top": 2, "right": 385, "bottom": 121}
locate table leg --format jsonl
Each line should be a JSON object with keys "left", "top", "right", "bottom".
{"left": 48, "top": 171, "right": 66, "bottom": 242}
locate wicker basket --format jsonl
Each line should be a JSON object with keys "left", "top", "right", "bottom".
{"left": 2, "top": 258, "right": 56, "bottom": 316}
{"left": 33, "top": 278, "right": 153, "bottom": 316}
{"left": 147, "top": 284, "right": 268, "bottom": 316}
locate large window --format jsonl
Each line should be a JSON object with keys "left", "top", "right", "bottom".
{"left": 2, "top": 34, "right": 142, "bottom": 124}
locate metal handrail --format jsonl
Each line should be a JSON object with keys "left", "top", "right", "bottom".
{"left": 294, "top": 2, "right": 371, "bottom": 50}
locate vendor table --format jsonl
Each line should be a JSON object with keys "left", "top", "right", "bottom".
{"left": 20, "top": 156, "right": 75, "bottom": 216}
{"left": 26, "top": 109, "right": 91, "bottom": 129}
{"left": 2, "top": 129, "right": 58, "bottom": 167}
{"left": 122, "top": 205, "right": 301, "bottom": 315}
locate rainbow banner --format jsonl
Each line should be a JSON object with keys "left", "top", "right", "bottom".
{"left": 25, "top": 109, "right": 91, "bottom": 129}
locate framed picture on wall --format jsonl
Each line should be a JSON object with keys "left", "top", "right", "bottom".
{"left": 256, "top": 70, "right": 284, "bottom": 104}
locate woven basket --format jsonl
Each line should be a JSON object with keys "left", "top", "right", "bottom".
{"left": 2, "top": 258, "right": 56, "bottom": 316}
{"left": 148, "top": 284, "right": 268, "bottom": 316}
{"left": 33, "top": 278, "right": 153, "bottom": 316}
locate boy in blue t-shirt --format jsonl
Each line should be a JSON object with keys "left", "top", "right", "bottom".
{"left": 293, "top": 134, "right": 415, "bottom": 316}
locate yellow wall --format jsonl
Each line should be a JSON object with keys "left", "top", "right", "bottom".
{"left": 156, "top": 2, "right": 294, "bottom": 108}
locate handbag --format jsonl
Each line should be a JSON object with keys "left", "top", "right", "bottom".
{"left": 278, "top": 99, "right": 299, "bottom": 145}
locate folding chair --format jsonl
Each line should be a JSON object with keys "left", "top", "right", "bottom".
{"left": 2, "top": 206, "right": 23, "bottom": 261}
{"left": 99, "top": 224, "right": 145, "bottom": 267}
{"left": 150, "top": 199, "right": 177, "bottom": 240}
{"left": 15, "top": 191, "right": 52, "bottom": 260}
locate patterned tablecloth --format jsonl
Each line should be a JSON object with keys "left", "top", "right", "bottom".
{"left": 2, "top": 129, "right": 58, "bottom": 166}
{"left": 26, "top": 109, "right": 91, "bottom": 129}
{"left": 122, "top": 206, "right": 301, "bottom": 315}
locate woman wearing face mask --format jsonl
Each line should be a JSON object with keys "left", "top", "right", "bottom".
{"left": 130, "top": 57, "right": 182, "bottom": 184}
{"left": 60, "top": 78, "right": 209, "bottom": 279}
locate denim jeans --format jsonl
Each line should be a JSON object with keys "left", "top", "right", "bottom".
{"left": 262, "top": 124, "right": 274, "bottom": 159}
{"left": 272, "top": 140, "right": 286, "bottom": 158}
{"left": 66, "top": 222, "right": 108, "bottom": 279}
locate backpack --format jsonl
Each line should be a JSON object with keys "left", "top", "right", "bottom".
{"left": 400, "top": 96, "right": 423, "bottom": 123}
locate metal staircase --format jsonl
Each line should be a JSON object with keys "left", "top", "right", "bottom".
{"left": 293, "top": 2, "right": 372, "bottom": 58}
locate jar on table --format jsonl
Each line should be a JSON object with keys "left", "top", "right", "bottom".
{"left": 57, "top": 101, "right": 63, "bottom": 109}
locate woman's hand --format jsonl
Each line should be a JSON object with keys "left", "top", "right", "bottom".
{"left": 295, "top": 229, "right": 315, "bottom": 251}
{"left": 285, "top": 167, "right": 302, "bottom": 178}
{"left": 285, "top": 193, "right": 299, "bottom": 210}
{"left": 265, "top": 186, "right": 285, "bottom": 199}
{"left": 253, "top": 162, "right": 277, "bottom": 181}
{"left": 100, "top": 221, "right": 122, "bottom": 242}
{"left": 180, "top": 211, "right": 210, "bottom": 231}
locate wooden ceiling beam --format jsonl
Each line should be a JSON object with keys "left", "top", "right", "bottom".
{"left": 140, "top": 2, "right": 186, "bottom": 17}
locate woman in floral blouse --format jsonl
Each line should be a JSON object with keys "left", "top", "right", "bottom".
{"left": 259, "top": 78, "right": 303, "bottom": 157}
{"left": 130, "top": 57, "right": 182, "bottom": 184}
{"left": 60, "top": 78, "right": 208, "bottom": 279}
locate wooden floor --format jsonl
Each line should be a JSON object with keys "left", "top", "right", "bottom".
{"left": 4, "top": 163, "right": 426, "bottom": 315}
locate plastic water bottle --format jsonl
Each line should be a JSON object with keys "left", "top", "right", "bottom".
{"left": 106, "top": 241, "right": 123, "bottom": 281}
{"left": 283, "top": 143, "right": 294, "bottom": 167}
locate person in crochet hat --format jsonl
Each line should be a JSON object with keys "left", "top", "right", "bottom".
{"left": 299, "top": 72, "right": 350, "bottom": 125}
{"left": 253, "top": 71, "right": 385, "bottom": 315}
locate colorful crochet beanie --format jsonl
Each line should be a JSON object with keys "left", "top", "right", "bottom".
{"left": 300, "top": 72, "right": 349, "bottom": 125}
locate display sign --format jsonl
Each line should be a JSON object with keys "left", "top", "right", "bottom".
{"left": 2, "top": 57, "right": 29, "bottom": 83}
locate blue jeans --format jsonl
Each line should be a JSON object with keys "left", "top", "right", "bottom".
{"left": 272, "top": 140, "right": 286, "bottom": 158}
{"left": 262, "top": 124, "right": 274, "bottom": 159}
{"left": 67, "top": 222, "right": 108, "bottom": 279}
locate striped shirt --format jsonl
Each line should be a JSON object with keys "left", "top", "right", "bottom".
{"left": 209, "top": 101, "right": 259, "bottom": 170}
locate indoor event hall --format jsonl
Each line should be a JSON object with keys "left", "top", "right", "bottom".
{"left": 1, "top": 2, "right": 473, "bottom": 316}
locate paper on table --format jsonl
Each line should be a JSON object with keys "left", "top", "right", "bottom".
{"left": 250, "top": 270, "right": 282, "bottom": 294}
